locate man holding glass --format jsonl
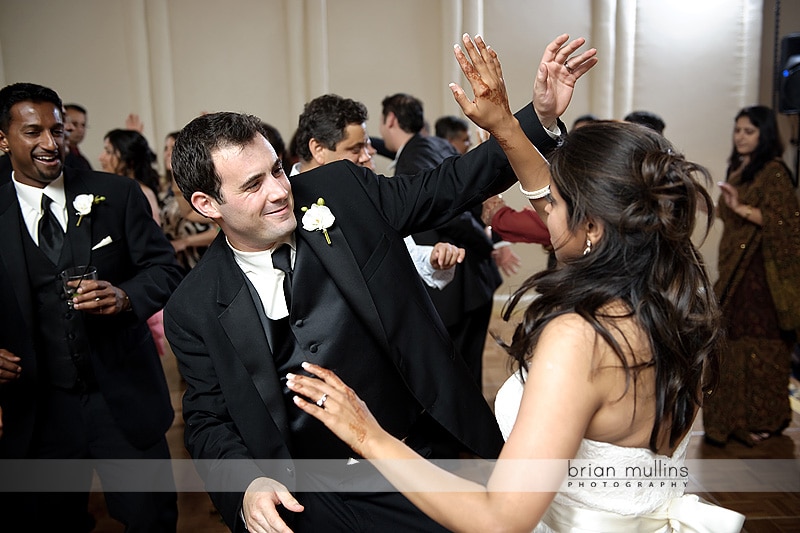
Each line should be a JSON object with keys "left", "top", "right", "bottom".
{"left": 0, "top": 83, "right": 182, "bottom": 532}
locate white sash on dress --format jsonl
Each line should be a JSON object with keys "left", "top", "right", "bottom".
{"left": 541, "top": 494, "right": 745, "bottom": 533}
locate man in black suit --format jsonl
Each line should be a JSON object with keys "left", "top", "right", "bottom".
{"left": 64, "top": 103, "right": 93, "bottom": 171}
{"left": 164, "top": 33, "right": 586, "bottom": 530}
{"left": 379, "top": 92, "right": 507, "bottom": 385}
{"left": 0, "top": 83, "right": 182, "bottom": 532}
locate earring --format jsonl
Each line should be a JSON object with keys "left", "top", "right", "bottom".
{"left": 582, "top": 238, "right": 592, "bottom": 256}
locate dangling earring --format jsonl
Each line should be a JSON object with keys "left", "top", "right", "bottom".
{"left": 582, "top": 238, "right": 592, "bottom": 256}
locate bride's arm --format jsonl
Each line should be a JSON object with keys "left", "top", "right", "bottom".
{"left": 287, "top": 314, "right": 604, "bottom": 532}
{"left": 451, "top": 33, "right": 595, "bottom": 224}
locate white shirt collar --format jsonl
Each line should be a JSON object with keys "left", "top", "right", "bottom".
{"left": 12, "top": 172, "right": 68, "bottom": 231}
{"left": 226, "top": 235, "right": 296, "bottom": 273}
{"left": 12, "top": 171, "right": 67, "bottom": 210}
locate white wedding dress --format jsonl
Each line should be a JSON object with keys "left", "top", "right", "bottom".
{"left": 494, "top": 371, "right": 745, "bottom": 533}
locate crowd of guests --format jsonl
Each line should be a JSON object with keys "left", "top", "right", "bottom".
{"left": 0, "top": 28, "right": 795, "bottom": 533}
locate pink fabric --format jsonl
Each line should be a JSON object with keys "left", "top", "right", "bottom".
{"left": 147, "top": 309, "right": 167, "bottom": 357}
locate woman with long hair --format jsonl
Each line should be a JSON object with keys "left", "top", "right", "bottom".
{"left": 285, "top": 35, "right": 744, "bottom": 531}
{"left": 99, "top": 128, "right": 161, "bottom": 225}
{"left": 703, "top": 105, "right": 800, "bottom": 447}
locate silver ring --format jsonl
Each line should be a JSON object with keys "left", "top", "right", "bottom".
{"left": 316, "top": 393, "right": 328, "bottom": 408}
{"left": 564, "top": 59, "right": 572, "bottom": 73}
{"left": 95, "top": 297, "right": 101, "bottom": 302}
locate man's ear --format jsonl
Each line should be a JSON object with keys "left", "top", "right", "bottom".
{"left": 0, "top": 130, "right": 8, "bottom": 153}
{"left": 309, "top": 138, "right": 327, "bottom": 166}
{"left": 191, "top": 191, "right": 220, "bottom": 219}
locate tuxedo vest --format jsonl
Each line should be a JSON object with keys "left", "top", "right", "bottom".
{"left": 21, "top": 219, "right": 95, "bottom": 391}
{"left": 259, "top": 243, "right": 422, "bottom": 459}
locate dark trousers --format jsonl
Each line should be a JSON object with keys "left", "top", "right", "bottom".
{"left": 4, "top": 387, "right": 177, "bottom": 533}
{"left": 447, "top": 301, "right": 493, "bottom": 387}
{"left": 281, "top": 464, "right": 451, "bottom": 532}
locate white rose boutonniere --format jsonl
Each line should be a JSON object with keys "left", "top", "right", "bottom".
{"left": 73, "top": 194, "right": 106, "bottom": 227}
{"left": 301, "top": 197, "right": 335, "bottom": 245}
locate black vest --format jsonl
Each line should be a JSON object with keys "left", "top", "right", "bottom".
{"left": 21, "top": 219, "right": 95, "bottom": 391}
{"left": 258, "top": 242, "right": 421, "bottom": 459}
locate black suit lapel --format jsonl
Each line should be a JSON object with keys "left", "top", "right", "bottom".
{"left": 62, "top": 170, "right": 94, "bottom": 267}
{"left": 294, "top": 223, "right": 390, "bottom": 352}
{"left": 0, "top": 181, "right": 34, "bottom": 329}
{"left": 214, "top": 248, "right": 290, "bottom": 440}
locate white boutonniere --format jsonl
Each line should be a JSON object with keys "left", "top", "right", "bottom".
{"left": 73, "top": 194, "right": 106, "bottom": 227}
{"left": 301, "top": 197, "right": 335, "bottom": 245}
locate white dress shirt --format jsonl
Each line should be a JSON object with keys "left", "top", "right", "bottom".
{"left": 229, "top": 237, "right": 295, "bottom": 320}
{"left": 12, "top": 172, "right": 67, "bottom": 244}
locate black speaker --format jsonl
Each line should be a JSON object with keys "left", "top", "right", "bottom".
{"left": 779, "top": 33, "right": 800, "bottom": 114}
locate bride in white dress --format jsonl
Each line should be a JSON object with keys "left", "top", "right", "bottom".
{"left": 288, "top": 33, "right": 744, "bottom": 532}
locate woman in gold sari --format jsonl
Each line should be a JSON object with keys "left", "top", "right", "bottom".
{"left": 704, "top": 105, "right": 800, "bottom": 446}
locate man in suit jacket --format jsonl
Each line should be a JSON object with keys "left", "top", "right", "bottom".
{"left": 164, "top": 49, "right": 568, "bottom": 529}
{"left": 0, "top": 83, "right": 182, "bottom": 532}
{"left": 64, "top": 103, "right": 93, "bottom": 171}
{"left": 380, "top": 92, "right": 506, "bottom": 385}
{"left": 291, "top": 93, "right": 465, "bottom": 290}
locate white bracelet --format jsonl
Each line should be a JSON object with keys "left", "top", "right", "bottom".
{"left": 518, "top": 183, "right": 551, "bottom": 199}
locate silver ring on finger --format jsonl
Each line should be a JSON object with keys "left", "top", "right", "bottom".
{"left": 316, "top": 393, "right": 328, "bottom": 408}
{"left": 564, "top": 59, "right": 573, "bottom": 73}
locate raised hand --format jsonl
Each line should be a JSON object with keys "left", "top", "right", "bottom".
{"left": 534, "top": 34, "right": 598, "bottom": 128}
{"left": 287, "top": 362, "right": 386, "bottom": 458}
{"left": 449, "top": 34, "right": 516, "bottom": 139}
{"left": 124, "top": 113, "right": 145, "bottom": 133}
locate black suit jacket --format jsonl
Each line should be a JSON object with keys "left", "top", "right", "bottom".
{"left": 398, "top": 134, "right": 502, "bottom": 323}
{"left": 0, "top": 167, "right": 183, "bottom": 456}
{"left": 164, "top": 104, "right": 559, "bottom": 530}
{"left": 395, "top": 133, "right": 459, "bottom": 176}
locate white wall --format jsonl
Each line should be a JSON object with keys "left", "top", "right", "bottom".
{"left": 2, "top": 0, "right": 798, "bottom": 292}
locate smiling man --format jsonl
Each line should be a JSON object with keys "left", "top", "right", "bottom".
{"left": 162, "top": 35, "right": 576, "bottom": 530}
{"left": 0, "top": 82, "right": 182, "bottom": 532}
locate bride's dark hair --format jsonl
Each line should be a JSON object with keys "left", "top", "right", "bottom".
{"left": 501, "top": 121, "right": 720, "bottom": 452}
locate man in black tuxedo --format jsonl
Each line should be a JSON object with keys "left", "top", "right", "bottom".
{"left": 380, "top": 92, "right": 506, "bottom": 385}
{"left": 0, "top": 83, "right": 182, "bottom": 532}
{"left": 64, "top": 103, "right": 93, "bottom": 171}
{"left": 164, "top": 38, "right": 574, "bottom": 532}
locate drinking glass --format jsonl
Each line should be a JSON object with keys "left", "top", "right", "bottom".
{"left": 60, "top": 265, "right": 98, "bottom": 307}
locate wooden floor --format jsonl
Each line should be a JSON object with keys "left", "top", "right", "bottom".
{"left": 89, "top": 306, "right": 800, "bottom": 532}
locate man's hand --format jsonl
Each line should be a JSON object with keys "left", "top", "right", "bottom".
{"left": 70, "top": 279, "right": 132, "bottom": 315}
{"left": 533, "top": 34, "right": 598, "bottom": 129}
{"left": 0, "top": 349, "right": 21, "bottom": 385}
{"left": 242, "top": 477, "right": 303, "bottom": 533}
{"left": 492, "top": 245, "right": 521, "bottom": 276}
{"left": 429, "top": 242, "right": 465, "bottom": 270}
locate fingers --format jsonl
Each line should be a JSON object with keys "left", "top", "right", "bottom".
{"left": 540, "top": 33, "right": 570, "bottom": 63}
{"left": 554, "top": 36, "right": 586, "bottom": 64}
{"left": 548, "top": 35, "right": 597, "bottom": 79}
{"left": 287, "top": 372, "right": 331, "bottom": 407}
{"left": 0, "top": 350, "right": 21, "bottom": 384}
{"left": 566, "top": 50, "right": 598, "bottom": 79}
{"left": 243, "top": 478, "right": 302, "bottom": 533}
{"left": 300, "top": 361, "right": 347, "bottom": 389}
{"left": 430, "top": 243, "right": 464, "bottom": 269}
